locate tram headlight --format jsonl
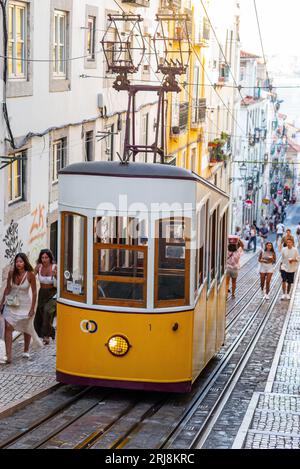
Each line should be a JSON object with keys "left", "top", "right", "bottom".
{"left": 106, "top": 335, "right": 130, "bottom": 357}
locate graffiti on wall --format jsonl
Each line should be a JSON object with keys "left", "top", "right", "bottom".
{"left": 28, "top": 204, "right": 47, "bottom": 264}
{"left": 29, "top": 204, "right": 46, "bottom": 244}
{"left": 3, "top": 220, "right": 24, "bottom": 264}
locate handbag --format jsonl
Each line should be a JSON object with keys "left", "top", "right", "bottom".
{"left": 6, "top": 295, "right": 20, "bottom": 307}
{"left": 52, "top": 264, "right": 57, "bottom": 288}
{"left": 6, "top": 272, "right": 27, "bottom": 308}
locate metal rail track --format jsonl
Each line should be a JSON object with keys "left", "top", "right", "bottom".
{"left": 226, "top": 257, "right": 281, "bottom": 328}
{"left": 0, "top": 255, "right": 284, "bottom": 449}
{"left": 161, "top": 274, "right": 283, "bottom": 449}
{"left": 0, "top": 386, "right": 94, "bottom": 448}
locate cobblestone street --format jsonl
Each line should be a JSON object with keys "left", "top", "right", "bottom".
{"left": 0, "top": 337, "right": 57, "bottom": 410}
{"left": 233, "top": 272, "right": 300, "bottom": 448}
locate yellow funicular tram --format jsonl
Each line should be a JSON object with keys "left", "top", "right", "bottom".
{"left": 57, "top": 161, "right": 229, "bottom": 392}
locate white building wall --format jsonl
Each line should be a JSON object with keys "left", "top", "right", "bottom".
{"left": 0, "top": 0, "right": 160, "bottom": 284}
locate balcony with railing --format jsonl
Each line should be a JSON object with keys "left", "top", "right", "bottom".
{"left": 218, "top": 62, "right": 230, "bottom": 84}
{"left": 208, "top": 132, "right": 231, "bottom": 165}
{"left": 122, "top": 0, "right": 150, "bottom": 6}
{"left": 159, "top": 0, "right": 182, "bottom": 10}
{"left": 191, "top": 98, "right": 206, "bottom": 128}
{"left": 195, "top": 17, "right": 210, "bottom": 46}
{"left": 171, "top": 101, "right": 189, "bottom": 136}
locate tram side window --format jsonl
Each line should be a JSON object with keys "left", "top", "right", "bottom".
{"left": 219, "top": 212, "right": 228, "bottom": 279}
{"left": 93, "top": 217, "right": 148, "bottom": 306}
{"left": 195, "top": 204, "right": 207, "bottom": 296}
{"left": 209, "top": 209, "right": 217, "bottom": 286}
{"left": 61, "top": 213, "right": 86, "bottom": 302}
{"left": 94, "top": 216, "right": 148, "bottom": 246}
{"left": 155, "top": 217, "right": 190, "bottom": 307}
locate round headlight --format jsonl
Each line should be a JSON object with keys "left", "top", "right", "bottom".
{"left": 106, "top": 335, "right": 130, "bottom": 357}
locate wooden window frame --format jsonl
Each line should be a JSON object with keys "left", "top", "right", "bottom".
{"left": 93, "top": 243, "right": 148, "bottom": 308}
{"left": 219, "top": 210, "right": 228, "bottom": 281}
{"left": 60, "top": 211, "right": 87, "bottom": 303}
{"left": 154, "top": 217, "right": 191, "bottom": 309}
{"left": 52, "top": 138, "right": 67, "bottom": 183}
{"left": 8, "top": 1, "right": 27, "bottom": 79}
{"left": 85, "top": 130, "right": 94, "bottom": 162}
{"left": 194, "top": 203, "right": 208, "bottom": 299}
{"left": 87, "top": 15, "right": 96, "bottom": 61}
{"left": 8, "top": 151, "right": 26, "bottom": 205}
{"left": 53, "top": 10, "right": 67, "bottom": 78}
{"left": 208, "top": 208, "right": 218, "bottom": 289}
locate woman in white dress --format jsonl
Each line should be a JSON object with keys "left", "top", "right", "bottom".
{"left": 258, "top": 242, "right": 276, "bottom": 301}
{"left": 0, "top": 253, "right": 43, "bottom": 364}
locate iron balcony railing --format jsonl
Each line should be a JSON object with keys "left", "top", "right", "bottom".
{"left": 160, "top": 0, "right": 182, "bottom": 9}
{"left": 121, "top": 0, "right": 150, "bottom": 6}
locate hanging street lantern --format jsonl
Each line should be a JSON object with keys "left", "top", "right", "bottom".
{"left": 262, "top": 197, "right": 270, "bottom": 205}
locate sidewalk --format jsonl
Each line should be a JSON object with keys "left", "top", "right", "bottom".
{"left": 240, "top": 248, "right": 258, "bottom": 268}
{"left": 233, "top": 270, "right": 300, "bottom": 449}
{"left": 0, "top": 337, "right": 57, "bottom": 410}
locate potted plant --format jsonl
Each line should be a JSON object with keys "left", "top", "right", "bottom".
{"left": 208, "top": 135, "right": 227, "bottom": 163}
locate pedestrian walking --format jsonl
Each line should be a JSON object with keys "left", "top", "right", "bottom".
{"left": 248, "top": 225, "right": 257, "bottom": 252}
{"left": 235, "top": 226, "right": 242, "bottom": 237}
{"left": 280, "top": 238, "right": 300, "bottom": 300}
{"left": 34, "top": 249, "right": 57, "bottom": 345}
{"left": 259, "top": 223, "right": 269, "bottom": 249}
{"left": 276, "top": 221, "right": 285, "bottom": 244}
{"left": 242, "top": 221, "right": 251, "bottom": 240}
{"left": 0, "top": 253, "right": 43, "bottom": 364}
{"left": 280, "top": 228, "right": 295, "bottom": 250}
{"left": 258, "top": 242, "right": 276, "bottom": 300}
{"left": 226, "top": 236, "right": 243, "bottom": 299}
{"left": 296, "top": 222, "right": 300, "bottom": 248}
{"left": 268, "top": 218, "right": 274, "bottom": 233}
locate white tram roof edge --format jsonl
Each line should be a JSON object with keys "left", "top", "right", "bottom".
{"left": 59, "top": 161, "right": 229, "bottom": 198}
{"left": 58, "top": 162, "right": 229, "bottom": 213}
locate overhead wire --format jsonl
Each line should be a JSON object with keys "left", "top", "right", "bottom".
{"left": 253, "top": 0, "right": 277, "bottom": 117}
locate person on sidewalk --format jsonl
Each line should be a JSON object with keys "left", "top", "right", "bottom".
{"left": 276, "top": 222, "right": 285, "bottom": 245}
{"left": 248, "top": 225, "right": 257, "bottom": 252}
{"left": 280, "top": 238, "right": 300, "bottom": 300}
{"left": 0, "top": 253, "right": 43, "bottom": 364}
{"left": 280, "top": 228, "right": 295, "bottom": 250}
{"left": 258, "top": 242, "right": 276, "bottom": 300}
{"left": 259, "top": 223, "right": 269, "bottom": 250}
{"left": 34, "top": 249, "right": 57, "bottom": 346}
{"left": 226, "top": 236, "right": 243, "bottom": 299}
{"left": 296, "top": 222, "right": 300, "bottom": 248}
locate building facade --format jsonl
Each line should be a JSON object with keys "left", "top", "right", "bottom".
{"left": 0, "top": 0, "right": 161, "bottom": 283}
{"left": 231, "top": 51, "right": 276, "bottom": 232}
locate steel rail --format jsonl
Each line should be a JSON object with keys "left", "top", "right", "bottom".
{"left": 192, "top": 283, "right": 282, "bottom": 449}
{"left": 0, "top": 386, "right": 94, "bottom": 449}
{"left": 160, "top": 271, "right": 283, "bottom": 449}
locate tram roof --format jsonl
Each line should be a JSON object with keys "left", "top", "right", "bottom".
{"left": 59, "top": 161, "right": 229, "bottom": 198}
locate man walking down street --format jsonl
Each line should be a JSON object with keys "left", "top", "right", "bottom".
{"left": 248, "top": 225, "right": 257, "bottom": 252}
{"left": 276, "top": 221, "right": 285, "bottom": 245}
{"left": 280, "top": 238, "right": 300, "bottom": 300}
{"left": 280, "top": 228, "right": 295, "bottom": 249}
{"left": 296, "top": 222, "right": 300, "bottom": 248}
{"left": 259, "top": 223, "right": 269, "bottom": 250}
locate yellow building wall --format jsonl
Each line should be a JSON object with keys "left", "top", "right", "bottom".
{"left": 166, "top": 7, "right": 206, "bottom": 177}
